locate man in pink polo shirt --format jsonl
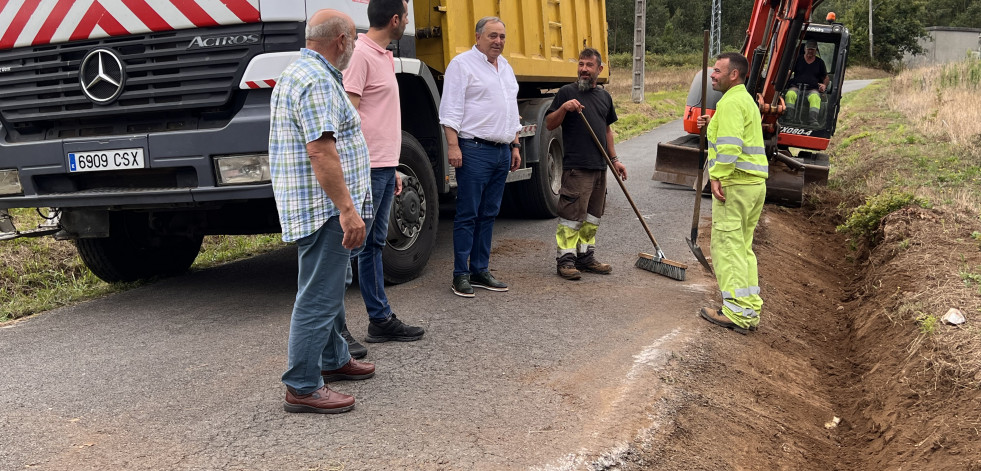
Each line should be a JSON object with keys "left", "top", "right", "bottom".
{"left": 342, "top": 0, "right": 425, "bottom": 355}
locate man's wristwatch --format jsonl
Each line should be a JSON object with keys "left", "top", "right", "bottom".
{"left": 510, "top": 142, "right": 521, "bottom": 150}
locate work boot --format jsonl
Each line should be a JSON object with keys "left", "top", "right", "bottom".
{"left": 469, "top": 271, "right": 508, "bottom": 292}
{"left": 698, "top": 307, "right": 750, "bottom": 335}
{"left": 321, "top": 358, "right": 375, "bottom": 382}
{"left": 365, "top": 314, "right": 425, "bottom": 343}
{"left": 576, "top": 253, "right": 613, "bottom": 274}
{"left": 557, "top": 263, "right": 581, "bottom": 280}
{"left": 452, "top": 274, "right": 474, "bottom": 298}
{"left": 341, "top": 328, "right": 368, "bottom": 359}
{"left": 284, "top": 385, "right": 355, "bottom": 414}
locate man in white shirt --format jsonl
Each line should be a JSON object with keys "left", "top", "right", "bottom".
{"left": 438, "top": 16, "right": 522, "bottom": 298}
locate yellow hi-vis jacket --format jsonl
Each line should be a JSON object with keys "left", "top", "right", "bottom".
{"left": 707, "top": 84, "right": 768, "bottom": 185}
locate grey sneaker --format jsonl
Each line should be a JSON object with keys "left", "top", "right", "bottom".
{"left": 341, "top": 329, "right": 368, "bottom": 359}
{"left": 365, "top": 314, "right": 425, "bottom": 343}
{"left": 469, "top": 271, "right": 508, "bottom": 291}
{"left": 452, "top": 274, "right": 475, "bottom": 298}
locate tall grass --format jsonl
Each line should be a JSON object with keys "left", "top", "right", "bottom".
{"left": 889, "top": 59, "right": 981, "bottom": 158}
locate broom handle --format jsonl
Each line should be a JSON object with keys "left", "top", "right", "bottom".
{"left": 691, "top": 30, "right": 709, "bottom": 241}
{"left": 577, "top": 110, "right": 663, "bottom": 252}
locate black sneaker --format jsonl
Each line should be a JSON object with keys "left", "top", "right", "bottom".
{"left": 341, "top": 329, "right": 368, "bottom": 359}
{"left": 452, "top": 274, "right": 475, "bottom": 298}
{"left": 469, "top": 271, "right": 508, "bottom": 291}
{"left": 365, "top": 314, "right": 425, "bottom": 343}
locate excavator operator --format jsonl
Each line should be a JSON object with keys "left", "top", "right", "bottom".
{"left": 784, "top": 40, "right": 829, "bottom": 126}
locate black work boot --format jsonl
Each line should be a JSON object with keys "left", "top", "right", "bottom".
{"left": 469, "top": 271, "right": 508, "bottom": 291}
{"left": 341, "top": 328, "right": 368, "bottom": 359}
{"left": 365, "top": 314, "right": 426, "bottom": 343}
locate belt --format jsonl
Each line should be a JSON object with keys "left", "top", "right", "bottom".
{"left": 468, "top": 137, "right": 508, "bottom": 147}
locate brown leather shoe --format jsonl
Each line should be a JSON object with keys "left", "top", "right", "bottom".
{"left": 557, "top": 264, "right": 581, "bottom": 280}
{"left": 699, "top": 307, "right": 750, "bottom": 335}
{"left": 284, "top": 385, "right": 355, "bottom": 414}
{"left": 577, "top": 259, "right": 613, "bottom": 274}
{"left": 322, "top": 358, "right": 375, "bottom": 382}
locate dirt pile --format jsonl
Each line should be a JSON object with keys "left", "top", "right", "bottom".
{"left": 603, "top": 202, "right": 981, "bottom": 470}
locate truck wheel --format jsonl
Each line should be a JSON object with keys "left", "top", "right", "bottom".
{"left": 384, "top": 133, "right": 438, "bottom": 284}
{"left": 75, "top": 227, "right": 203, "bottom": 283}
{"left": 513, "top": 124, "right": 562, "bottom": 218}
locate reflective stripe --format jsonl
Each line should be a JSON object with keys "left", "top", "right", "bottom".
{"left": 708, "top": 160, "right": 716, "bottom": 168}
{"left": 709, "top": 141, "right": 717, "bottom": 152}
{"left": 723, "top": 300, "right": 759, "bottom": 319}
{"left": 721, "top": 286, "right": 761, "bottom": 299}
{"left": 716, "top": 136, "right": 743, "bottom": 147}
{"left": 577, "top": 242, "right": 595, "bottom": 253}
{"left": 558, "top": 217, "right": 581, "bottom": 230}
{"left": 715, "top": 153, "right": 739, "bottom": 164}
{"left": 557, "top": 248, "right": 577, "bottom": 256}
{"left": 735, "top": 161, "right": 768, "bottom": 173}
{"left": 743, "top": 146, "right": 766, "bottom": 155}
{"left": 585, "top": 214, "right": 601, "bottom": 226}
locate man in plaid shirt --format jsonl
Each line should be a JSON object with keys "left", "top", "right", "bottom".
{"left": 269, "top": 9, "right": 376, "bottom": 414}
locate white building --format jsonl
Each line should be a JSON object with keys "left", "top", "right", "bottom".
{"left": 903, "top": 26, "right": 981, "bottom": 67}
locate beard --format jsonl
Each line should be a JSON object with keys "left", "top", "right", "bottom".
{"left": 577, "top": 78, "right": 593, "bottom": 91}
{"left": 338, "top": 37, "right": 355, "bottom": 70}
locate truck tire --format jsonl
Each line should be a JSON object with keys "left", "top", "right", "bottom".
{"left": 75, "top": 224, "right": 203, "bottom": 283}
{"left": 512, "top": 122, "right": 563, "bottom": 218}
{"left": 384, "top": 133, "right": 438, "bottom": 284}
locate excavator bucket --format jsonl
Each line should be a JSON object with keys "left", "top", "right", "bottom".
{"left": 652, "top": 135, "right": 828, "bottom": 207}
{"left": 652, "top": 134, "right": 701, "bottom": 188}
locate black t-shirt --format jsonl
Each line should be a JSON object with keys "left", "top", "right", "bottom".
{"left": 547, "top": 83, "right": 618, "bottom": 170}
{"left": 789, "top": 55, "right": 828, "bottom": 90}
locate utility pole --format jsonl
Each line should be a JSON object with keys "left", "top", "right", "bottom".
{"left": 868, "top": 0, "right": 874, "bottom": 61}
{"left": 631, "top": 0, "right": 646, "bottom": 103}
{"left": 710, "top": 0, "right": 722, "bottom": 57}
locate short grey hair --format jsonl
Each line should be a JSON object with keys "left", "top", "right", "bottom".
{"left": 475, "top": 16, "right": 504, "bottom": 35}
{"left": 306, "top": 16, "right": 349, "bottom": 41}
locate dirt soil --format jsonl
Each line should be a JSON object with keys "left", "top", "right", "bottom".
{"left": 601, "top": 201, "right": 981, "bottom": 470}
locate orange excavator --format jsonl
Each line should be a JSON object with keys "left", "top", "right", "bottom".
{"left": 653, "top": 0, "right": 851, "bottom": 206}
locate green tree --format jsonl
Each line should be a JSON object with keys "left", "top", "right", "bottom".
{"left": 845, "top": 0, "right": 929, "bottom": 68}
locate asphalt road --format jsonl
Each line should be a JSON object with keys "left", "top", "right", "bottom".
{"left": 0, "top": 81, "right": 873, "bottom": 470}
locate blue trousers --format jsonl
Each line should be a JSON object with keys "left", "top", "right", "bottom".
{"left": 453, "top": 139, "right": 510, "bottom": 276}
{"left": 282, "top": 217, "right": 352, "bottom": 395}
{"left": 357, "top": 167, "right": 396, "bottom": 321}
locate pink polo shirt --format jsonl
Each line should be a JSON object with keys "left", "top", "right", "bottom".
{"left": 343, "top": 33, "right": 401, "bottom": 168}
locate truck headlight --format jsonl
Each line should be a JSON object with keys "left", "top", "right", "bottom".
{"left": 214, "top": 154, "right": 270, "bottom": 185}
{"left": 0, "top": 169, "right": 22, "bottom": 195}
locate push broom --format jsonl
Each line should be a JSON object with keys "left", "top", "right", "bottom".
{"left": 577, "top": 110, "right": 687, "bottom": 281}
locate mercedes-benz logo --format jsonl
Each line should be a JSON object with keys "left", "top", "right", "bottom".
{"left": 79, "top": 48, "right": 125, "bottom": 104}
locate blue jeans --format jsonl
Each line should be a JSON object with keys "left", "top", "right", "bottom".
{"left": 453, "top": 139, "right": 510, "bottom": 276}
{"left": 282, "top": 217, "right": 352, "bottom": 395}
{"left": 357, "top": 167, "right": 396, "bottom": 321}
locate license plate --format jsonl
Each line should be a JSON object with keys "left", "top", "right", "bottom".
{"left": 68, "top": 148, "right": 145, "bottom": 173}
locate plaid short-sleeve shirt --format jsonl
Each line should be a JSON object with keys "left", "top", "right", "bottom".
{"left": 269, "top": 48, "right": 372, "bottom": 242}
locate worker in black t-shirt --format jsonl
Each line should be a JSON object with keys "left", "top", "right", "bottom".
{"left": 785, "top": 40, "right": 829, "bottom": 126}
{"left": 545, "top": 47, "right": 626, "bottom": 281}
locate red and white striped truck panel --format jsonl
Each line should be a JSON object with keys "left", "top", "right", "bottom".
{"left": 0, "top": 0, "right": 261, "bottom": 51}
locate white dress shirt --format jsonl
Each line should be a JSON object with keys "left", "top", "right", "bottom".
{"left": 439, "top": 45, "right": 521, "bottom": 144}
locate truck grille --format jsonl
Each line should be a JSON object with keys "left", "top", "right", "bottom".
{"left": 0, "top": 23, "right": 301, "bottom": 142}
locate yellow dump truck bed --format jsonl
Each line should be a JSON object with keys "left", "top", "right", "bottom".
{"left": 414, "top": 0, "right": 609, "bottom": 84}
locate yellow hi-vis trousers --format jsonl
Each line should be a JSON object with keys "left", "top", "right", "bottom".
{"left": 711, "top": 182, "right": 765, "bottom": 328}
{"left": 556, "top": 217, "right": 599, "bottom": 258}
{"left": 785, "top": 88, "right": 821, "bottom": 112}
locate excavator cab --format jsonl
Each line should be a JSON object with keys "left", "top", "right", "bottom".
{"left": 778, "top": 23, "right": 850, "bottom": 142}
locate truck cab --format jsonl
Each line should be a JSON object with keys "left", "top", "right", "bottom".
{"left": 0, "top": 0, "right": 609, "bottom": 283}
